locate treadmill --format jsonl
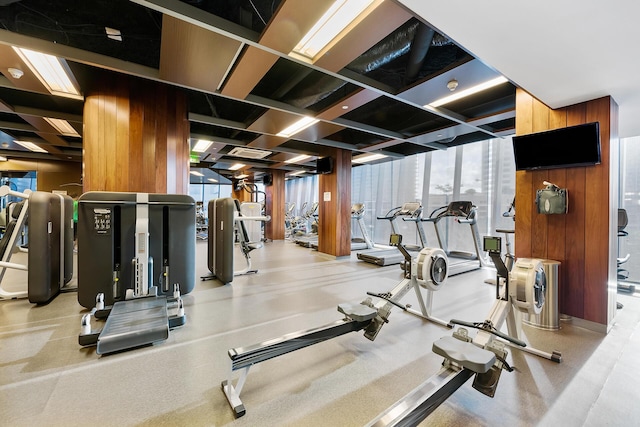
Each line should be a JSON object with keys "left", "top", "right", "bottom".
{"left": 357, "top": 202, "right": 427, "bottom": 266}
{"left": 293, "top": 202, "right": 319, "bottom": 248}
{"left": 351, "top": 203, "right": 374, "bottom": 251}
{"left": 422, "top": 201, "right": 487, "bottom": 276}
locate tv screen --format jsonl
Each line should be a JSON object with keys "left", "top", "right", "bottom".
{"left": 512, "top": 122, "right": 601, "bottom": 171}
{"left": 317, "top": 156, "right": 334, "bottom": 174}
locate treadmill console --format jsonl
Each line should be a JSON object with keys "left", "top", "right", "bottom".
{"left": 445, "top": 201, "right": 474, "bottom": 217}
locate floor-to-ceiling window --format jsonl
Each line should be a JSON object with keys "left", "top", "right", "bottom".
{"left": 619, "top": 136, "right": 640, "bottom": 282}
{"left": 354, "top": 137, "right": 516, "bottom": 252}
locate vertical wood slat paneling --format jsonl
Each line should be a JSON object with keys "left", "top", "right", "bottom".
{"left": 265, "top": 170, "right": 285, "bottom": 240}
{"left": 514, "top": 90, "right": 533, "bottom": 259}
{"left": 530, "top": 97, "right": 550, "bottom": 259}
{"left": 584, "top": 98, "right": 611, "bottom": 324}
{"left": 129, "top": 81, "right": 144, "bottom": 192}
{"left": 514, "top": 88, "right": 614, "bottom": 326}
{"left": 115, "top": 74, "right": 130, "bottom": 192}
{"left": 155, "top": 84, "right": 168, "bottom": 193}
{"left": 84, "top": 75, "right": 190, "bottom": 194}
{"left": 104, "top": 78, "right": 117, "bottom": 191}
{"left": 317, "top": 148, "right": 351, "bottom": 257}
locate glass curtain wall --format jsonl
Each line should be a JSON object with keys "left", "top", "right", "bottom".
{"left": 619, "top": 136, "right": 640, "bottom": 282}
{"left": 353, "top": 137, "right": 516, "bottom": 252}
{"left": 188, "top": 184, "right": 232, "bottom": 207}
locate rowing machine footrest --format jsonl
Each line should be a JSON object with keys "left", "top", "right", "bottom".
{"left": 432, "top": 336, "right": 496, "bottom": 374}
{"left": 337, "top": 303, "right": 377, "bottom": 322}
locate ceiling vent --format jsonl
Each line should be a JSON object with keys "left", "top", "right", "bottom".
{"left": 228, "top": 147, "right": 272, "bottom": 159}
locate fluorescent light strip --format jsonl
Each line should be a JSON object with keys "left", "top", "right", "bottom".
{"left": 0, "top": 156, "right": 7, "bottom": 161}
{"left": 289, "top": 170, "right": 306, "bottom": 176}
{"left": 14, "top": 140, "right": 48, "bottom": 153}
{"left": 229, "top": 163, "right": 245, "bottom": 171}
{"left": 43, "top": 117, "right": 80, "bottom": 137}
{"left": 208, "top": 178, "right": 218, "bottom": 183}
{"left": 192, "top": 139, "right": 214, "bottom": 153}
{"left": 13, "top": 47, "right": 82, "bottom": 100}
{"left": 285, "top": 154, "right": 311, "bottom": 164}
{"left": 427, "top": 76, "right": 509, "bottom": 108}
{"left": 189, "top": 170, "right": 204, "bottom": 177}
{"left": 235, "top": 173, "right": 249, "bottom": 179}
{"left": 292, "top": 0, "right": 376, "bottom": 60}
{"left": 277, "top": 117, "right": 319, "bottom": 138}
{"left": 352, "top": 153, "right": 387, "bottom": 164}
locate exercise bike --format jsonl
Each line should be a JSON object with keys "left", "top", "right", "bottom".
{"left": 367, "top": 235, "right": 561, "bottom": 426}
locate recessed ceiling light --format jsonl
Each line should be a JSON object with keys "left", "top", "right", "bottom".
{"left": 189, "top": 170, "right": 204, "bottom": 177}
{"left": 291, "top": 0, "right": 381, "bottom": 60}
{"left": 14, "top": 140, "right": 48, "bottom": 153}
{"left": 192, "top": 139, "right": 213, "bottom": 153}
{"left": 105, "top": 27, "right": 122, "bottom": 42}
{"left": 208, "top": 178, "right": 218, "bottom": 183}
{"left": 0, "top": 156, "right": 7, "bottom": 161}
{"left": 289, "top": 170, "right": 306, "bottom": 176}
{"left": 352, "top": 153, "right": 387, "bottom": 164}
{"left": 43, "top": 117, "right": 80, "bottom": 137}
{"left": 13, "top": 47, "right": 82, "bottom": 100}
{"left": 285, "top": 154, "right": 311, "bottom": 164}
{"left": 229, "top": 163, "right": 245, "bottom": 171}
{"left": 277, "top": 117, "right": 319, "bottom": 138}
{"left": 426, "top": 76, "right": 509, "bottom": 108}
{"left": 341, "top": 105, "right": 349, "bottom": 110}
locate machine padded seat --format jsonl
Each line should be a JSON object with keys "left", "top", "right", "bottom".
{"left": 432, "top": 336, "right": 496, "bottom": 373}
{"left": 337, "top": 302, "right": 377, "bottom": 322}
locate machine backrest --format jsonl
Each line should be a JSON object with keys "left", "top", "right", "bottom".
{"left": 618, "top": 208, "right": 628, "bottom": 236}
{"left": 234, "top": 199, "right": 251, "bottom": 244}
{"left": 0, "top": 201, "right": 25, "bottom": 260}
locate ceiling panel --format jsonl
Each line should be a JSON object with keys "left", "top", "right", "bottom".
{"left": 0, "top": 0, "right": 518, "bottom": 180}
{"left": 159, "top": 15, "right": 242, "bottom": 92}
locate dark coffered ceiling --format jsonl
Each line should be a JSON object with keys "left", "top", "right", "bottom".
{"left": 0, "top": 0, "right": 516, "bottom": 182}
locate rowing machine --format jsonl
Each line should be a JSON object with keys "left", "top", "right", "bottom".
{"left": 367, "top": 236, "right": 562, "bottom": 426}
{"left": 221, "top": 234, "right": 450, "bottom": 417}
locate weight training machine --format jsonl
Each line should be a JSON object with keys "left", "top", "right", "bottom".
{"left": 201, "top": 197, "right": 271, "bottom": 284}
{"left": 0, "top": 186, "right": 74, "bottom": 303}
{"left": 367, "top": 236, "right": 561, "bottom": 426}
{"left": 77, "top": 192, "right": 195, "bottom": 355}
{"left": 221, "top": 234, "right": 450, "bottom": 417}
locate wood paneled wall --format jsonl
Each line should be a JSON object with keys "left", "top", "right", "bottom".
{"left": 318, "top": 149, "right": 351, "bottom": 257}
{"left": 265, "top": 170, "right": 285, "bottom": 240}
{"left": 515, "top": 89, "right": 618, "bottom": 327}
{"left": 83, "top": 73, "right": 190, "bottom": 194}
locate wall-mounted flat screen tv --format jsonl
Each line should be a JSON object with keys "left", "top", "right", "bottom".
{"left": 512, "top": 122, "right": 601, "bottom": 171}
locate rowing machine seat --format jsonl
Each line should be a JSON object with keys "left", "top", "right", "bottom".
{"left": 432, "top": 336, "right": 496, "bottom": 374}
{"left": 337, "top": 302, "right": 377, "bottom": 322}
